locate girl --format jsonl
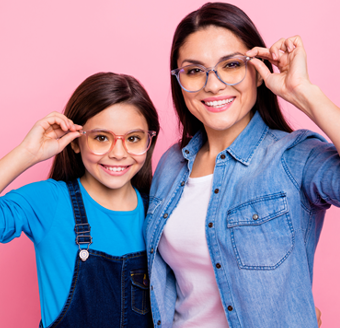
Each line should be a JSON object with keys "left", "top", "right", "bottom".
{"left": 0, "top": 72, "right": 159, "bottom": 327}
{"left": 145, "top": 2, "right": 333, "bottom": 328}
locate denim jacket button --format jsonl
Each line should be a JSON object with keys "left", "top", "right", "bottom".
{"left": 221, "top": 154, "right": 226, "bottom": 159}
{"left": 208, "top": 222, "right": 213, "bottom": 228}
{"left": 185, "top": 150, "right": 189, "bottom": 154}
{"left": 150, "top": 248, "right": 154, "bottom": 254}
{"left": 157, "top": 320, "right": 161, "bottom": 325}
{"left": 214, "top": 188, "right": 219, "bottom": 194}
{"left": 180, "top": 181, "right": 185, "bottom": 186}
{"left": 252, "top": 214, "right": 259, "bottom": 220}
{"left": 163, "top": 213, "right": 168, "bottom": 219}
{"left": 216, "top": 263, "right": 221, "bottom": 269}
{"left": 227, "top": 305, "right": 233, "bottom": 311}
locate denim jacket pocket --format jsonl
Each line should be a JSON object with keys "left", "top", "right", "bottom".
{"left": 130, "top": 269, "right": 150, "bottom": 315}
{"left": 227, "top": 192, "right": 294, "bottom": 270}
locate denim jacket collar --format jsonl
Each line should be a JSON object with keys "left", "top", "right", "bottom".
{"left": 182, "top": 111, "right": 269, "bottom": 166}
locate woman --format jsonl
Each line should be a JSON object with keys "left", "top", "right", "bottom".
{"left": 144, "top": 2, "right": 336, "bottom": 327}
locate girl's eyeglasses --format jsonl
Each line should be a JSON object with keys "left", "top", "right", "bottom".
{"left": 171, "top": 55, "right": 253, "bottom": 93}
{"left": 80, "top": 129, "right": 156, "bottom": 156}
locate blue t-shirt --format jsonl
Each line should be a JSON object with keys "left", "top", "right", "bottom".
{"left": 0, "top": 178, "right": 146, "bottom": 327}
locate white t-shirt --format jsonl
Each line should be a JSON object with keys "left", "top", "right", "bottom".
{"left": 158, "top": 174, "right": 229, "bottom": 327}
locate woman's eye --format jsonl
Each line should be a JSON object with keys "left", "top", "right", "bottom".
{"left": 225, "top": 61, "right": 241, "bottom": 69}
{"left": 186, "top": 67, "right": 203, "bottom": 75}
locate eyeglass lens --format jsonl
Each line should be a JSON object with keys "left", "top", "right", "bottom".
{"left": 178, "top": 57, "right": 247, "bottom": 92}
{"left": 86, "top": 130, "right": 151, "bottom": 155}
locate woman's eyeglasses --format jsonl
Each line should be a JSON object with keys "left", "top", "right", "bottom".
{"left": 80, "top": 129, "right": 156, "bottom": 156}
{"left": 171, "top": 55, "right": 253, "bottom": 93}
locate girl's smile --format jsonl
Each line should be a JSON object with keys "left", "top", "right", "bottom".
{"left": 100, "top": 164, "right": 132, "bottom": 176}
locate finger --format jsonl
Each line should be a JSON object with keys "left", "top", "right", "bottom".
{"left": 248, "top": 58, "right": 272, "bottom": 82}
{"left": 39, "top": 115, "right": 72, "bottom": 133}
{"left": 287, "top": 35, "right": 304, "bottom": 48}
{"left": 285, "top": 38, "right": 295, "bottom": 53}
{"left": 68, "top": 123, "right": 83, "bottom": 132}
{"left": 57, "top": 131, "right": 82, "bottom": 150}
{"left": 246, "top": 48, "right": 280, "bottom": 67}
{"left": 269, "top": 38, "right": 287, "bottom": 60}
{"left": 45, "top": 112, "right": 77, "bottom": 131}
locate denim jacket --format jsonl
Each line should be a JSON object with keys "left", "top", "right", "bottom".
{"left": 144, "top": 111, "right": 340, "bottom": 328}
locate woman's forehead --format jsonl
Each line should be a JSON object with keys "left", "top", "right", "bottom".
{"left": 178, "top": 26, "right": 247, "bottom": 67}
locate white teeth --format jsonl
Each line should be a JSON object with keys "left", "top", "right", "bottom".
{"left": 105, "top": 166, "right": 126, "bottom": 172}
{"left": 205, "top": 98, "right": 234, "bottom": 108}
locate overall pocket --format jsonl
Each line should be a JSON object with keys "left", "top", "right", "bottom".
{"left": 130, "top": 269, "right": 150, "bottom": 315}
{"left": 227, "top": 192, "right": 294, "bottom": 270}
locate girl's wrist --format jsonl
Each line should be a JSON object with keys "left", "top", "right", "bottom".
{"left": 13, "top": 144, "right": 40, "bottom": 169}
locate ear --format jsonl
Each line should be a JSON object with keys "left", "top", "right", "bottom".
{"left": 70, "top": 140, "right": 80, "bottom": 154}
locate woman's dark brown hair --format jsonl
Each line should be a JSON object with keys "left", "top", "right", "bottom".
{"left": 171, "top": 2, "right": 292, "bottom": 147}
{"left": 49, "top": 72, "right": 159, "bottom": 195}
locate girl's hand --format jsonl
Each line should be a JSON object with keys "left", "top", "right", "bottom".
{"left": 246, "top": 36, "right": 312, "bottom": 111}
{"left": 19, "top": 112, "right": 82, "bottom": 165}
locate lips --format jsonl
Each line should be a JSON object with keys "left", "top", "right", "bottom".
{"left": 102, "top": 165, "right": 128, "bottom": 172}
{"left": 202, "top": 96, "right": 235, "bottom": 112}
{"left": 100, "top": 164, "right": 131, "bottom": 176}
{"left": 204, "top": 97, "right": 234, "bottom": 108}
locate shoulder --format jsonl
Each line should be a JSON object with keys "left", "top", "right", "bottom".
{"left": 151, "top": 143, "right": 184, "bottom": 189}
{"left": 3, "top": 179, "right": 69, "bottom": 206}
{"left": 149, "top": 143, "right": 186, "bottom": 201}
{"left": 266, "top": 128, "right": 330, "bottom": 155}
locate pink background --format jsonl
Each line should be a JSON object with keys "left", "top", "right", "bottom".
{"left": 0, "top": 0, "right": 339, "bottom": 326}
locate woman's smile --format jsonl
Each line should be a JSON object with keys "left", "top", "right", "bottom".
{"left": 202, "top": 96, "right": 235, "bottom": 112}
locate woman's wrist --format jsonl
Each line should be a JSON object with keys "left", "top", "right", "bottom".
{"left": 289, "top": 82, "right": 323, "bottom": 120}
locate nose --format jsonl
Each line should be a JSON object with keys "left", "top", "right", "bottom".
{"left": 203, "top": 70, "right": 227, "bottom": 94}
{"left": 108, "top": 138, "right": 128, "bottom": 159}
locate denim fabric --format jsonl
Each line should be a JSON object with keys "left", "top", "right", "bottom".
{"left": 39, "top": 180, "right": 153, "bottom": 328}
{"left": 144, "top": 111, "right": 340, "bottom": 328}
{"left": 40, "top": 250, "right": 152, "bottom": 328}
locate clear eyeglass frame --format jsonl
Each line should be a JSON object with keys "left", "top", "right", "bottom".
{"left": 79, "top": 129, "right": 157, "bottom": 156}
{"left": 171, "top": 55, "right": 254, "bottom": 93}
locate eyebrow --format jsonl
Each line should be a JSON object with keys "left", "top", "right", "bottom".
{"left": 180, "top": 52, "right": 244, "bottom": 67}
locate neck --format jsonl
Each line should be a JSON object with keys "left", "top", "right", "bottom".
{"left": 203, "top": 115, "right": 251, "bottom": 157}
{"left": 80, "top": 176, "right": 137, "bottom": 211}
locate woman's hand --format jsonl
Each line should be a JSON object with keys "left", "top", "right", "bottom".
{"left": 246, "top": 36, "right": 311, "bottom": 110}
{"left": 315, "top": 306, "right": 322, "bottom": 327}
{"left": 19, "top": 112, "right": 82, "bottom": 165}
{"left": 247, "top": 36, "right": 340, "bottom": 154}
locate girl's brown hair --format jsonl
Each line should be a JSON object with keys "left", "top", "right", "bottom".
{"left": 49, "top": 72, "right": 159, "bottom": 195}
{"left": 171, "top": 2, "right": 292, "bottom": 147}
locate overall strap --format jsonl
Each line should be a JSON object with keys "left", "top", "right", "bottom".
{"left": 66, "top": 180, "right": 92, "bottom": 261}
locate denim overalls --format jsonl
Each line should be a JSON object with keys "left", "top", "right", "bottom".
{"left": 39, "top": 180, "right": 153, "bottom": 328}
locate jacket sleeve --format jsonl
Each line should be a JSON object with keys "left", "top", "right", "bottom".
{"left": 283, "top": 132, "right": 340, "bottom": 209}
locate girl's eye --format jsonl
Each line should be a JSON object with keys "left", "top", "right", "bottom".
{"left": 126, "top": 135, "right": 141, "bottom": 143}
{"left": 94, "top": 135, "right": 108, "bottom": 142}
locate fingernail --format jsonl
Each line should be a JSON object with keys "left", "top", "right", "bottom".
{"left": 272, "top": 53, "right": 277, "bottom": 60}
